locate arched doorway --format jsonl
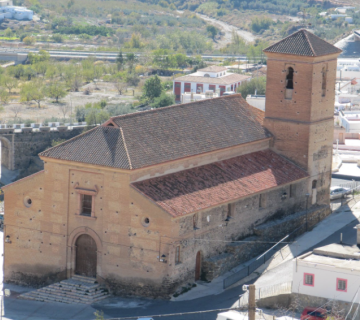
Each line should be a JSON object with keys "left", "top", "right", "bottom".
{"left": 195, "top": 251, "right": 202, "bottom": 281}
{"left": 75, "top": 234, "right": 97, "bottom": 278}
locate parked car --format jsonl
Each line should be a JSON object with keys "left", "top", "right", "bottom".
{"left": 222, "top": 91, "right": 236, "bottom": 96}
{"left": 330, "top": 186, "right": 351, "bottom": 200}
{"left": 301, "top": 307, "right": 327, "bottom": 320}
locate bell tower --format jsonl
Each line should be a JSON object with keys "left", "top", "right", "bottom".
{"left": 263, "top": 29, "right": 342, "bottom": 205}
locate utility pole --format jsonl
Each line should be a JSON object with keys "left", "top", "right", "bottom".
{"left": 248, "top": 284, "right": 256, "bottom": 320}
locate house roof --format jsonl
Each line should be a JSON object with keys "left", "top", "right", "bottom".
{"left": 264, "top": 29, "right": 342, "bottom": 57}
{"left": 132, "top": 149, "right": 308, "bottom": 217}
{"left": 40, "top": 95, "right": 270, "bottom": 170}
{"left": 175, "top": 73, "right": 250, "bottom": 85}
{"left": 198, "top": 66, "right": 227, "bottom": 73}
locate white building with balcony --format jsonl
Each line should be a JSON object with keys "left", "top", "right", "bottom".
{"left": 173, "top": 66, "right": 250, "bottom": 102}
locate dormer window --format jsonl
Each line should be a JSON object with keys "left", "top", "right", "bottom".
{"left": 285, "top": 67, "right": 294, "bottom": 99}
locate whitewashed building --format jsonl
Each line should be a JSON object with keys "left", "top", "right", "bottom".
{"left": 0, "top": 4, "right": 33, "bottom": 20}
{"left": 292, "top": 225, "right": 360, "bottom": 303}
{"left": 173, "top": 66, "right": 250, "bottom": 102}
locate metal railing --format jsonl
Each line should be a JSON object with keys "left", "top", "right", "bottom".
{"left": 223, "top": 224, "right": 306, "bottom": 290}
{"left": 239, "top": 282, "right": 292, "bottom": 307}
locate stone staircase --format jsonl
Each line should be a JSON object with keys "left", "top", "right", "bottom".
{"left": 19, "top": 275, "right": 109, "bottom": 304}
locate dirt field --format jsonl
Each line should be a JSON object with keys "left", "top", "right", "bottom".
{"left": 0, "top": 81, "right": 141, "bottom": 123}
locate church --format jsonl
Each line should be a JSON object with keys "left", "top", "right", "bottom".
{"left": 2, "top": 30, "right": 341, "bottom": 298}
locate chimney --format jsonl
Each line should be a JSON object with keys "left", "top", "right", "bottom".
{"left": 355, "top": 224, "right": 360, "bottom": 247}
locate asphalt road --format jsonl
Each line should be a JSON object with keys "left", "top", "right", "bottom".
{"left": 91, "top": 219, "right": 360, "bottom": 320}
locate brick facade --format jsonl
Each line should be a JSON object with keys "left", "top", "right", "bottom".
{"left": 3, "top": 32, "right": 341, "bottom": 298}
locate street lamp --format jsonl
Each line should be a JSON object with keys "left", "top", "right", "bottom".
{"left": 305, "top": 193, "right": 310, "bottom": 231}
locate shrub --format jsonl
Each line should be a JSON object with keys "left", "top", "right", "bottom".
{"left": 52, "top": 34, "right": 63, "bottom": 43}
{"left": 23, "top": 36, "right": 36, "bottom": 45}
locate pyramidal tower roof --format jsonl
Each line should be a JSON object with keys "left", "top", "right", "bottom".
{"left": 264, "top": 29, "right": 342, "bottom": 57}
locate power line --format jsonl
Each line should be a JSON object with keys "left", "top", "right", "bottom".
{"left": 188, "top": 238, "right": 295, "bottom": 244}
{"left": 105, "top": 307, "right": 245, "bottom": 320}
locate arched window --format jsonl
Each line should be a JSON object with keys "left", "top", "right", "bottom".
{"left": 322, "top": 67, "right": 327, "bottom": 97}
{"left": 312, "top": 180, "right": 317, "bottom": 189}
{"left": 204, "top": 74, "right": 210, "bottom": 77}
{"left": 286, "top": 67, "right": 294, "bottom": 89}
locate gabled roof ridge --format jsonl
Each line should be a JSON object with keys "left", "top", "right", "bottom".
{"left": 108, "top": 94, "right": 242, "bottom": 123}
{"left": 120, "top": 127, "right": 132, "bottom": 170}
{"left": 263, "top": 29, "right": 308, "bottom": 52}
{"left": 303, "top": 30, "right": 316, "bottom": 57}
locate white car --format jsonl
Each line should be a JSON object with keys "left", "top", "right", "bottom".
{"left": 330, "top": 186, "right": 351, "bottom": 200}
{"left": 217, "top": 311, "right": 247, "bottom": 320}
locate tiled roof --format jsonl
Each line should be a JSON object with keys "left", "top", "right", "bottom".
{"left": 132, "top": 150, "right": 308, "bottom": 217}
{"left": 40, "top": 95, "right": 270, "bottom": 170}
{"left": 39, "top": 126, "right": 132, "bottom": 169}
{"left": 264, "top": 29, "right": 342, "bottom": 57}
{"left": 198, "top": 66, "right": 227, "bottom": 72}
{"left": 175, "top": 73, "right": 250, "bottom": 85}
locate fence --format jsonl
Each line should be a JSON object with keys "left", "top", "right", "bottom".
{"left": 239, "top": 282, "right": 292, "bottom": 308}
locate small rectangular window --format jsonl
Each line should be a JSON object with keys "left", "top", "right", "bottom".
{"left": 227, "top": 203, "right": 235, "bottom": 218}
{"left": 304, "top": 273, "right": 314, "bottom": 286}
{"left": 259, "top": 194, "right": 266, "bottom": 208}
{"left": 175, "top": 246, "right": 181, "bottom": 264}
{"left": 81, "top": 194, "right": 92, "bottom": 216}
{"left": 193, "top": 213, "right": 198, "bottom": 229}
{"left": 290, "top": 184, "right": 295, "bottom": 198}
{"left": 175, "top": 83, "right": 181, "bottom": 88}
{"left": 337, "top": 278, "right": 347, "bottom": 292}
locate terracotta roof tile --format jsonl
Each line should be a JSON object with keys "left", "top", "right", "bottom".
{"left": 264, "top": 29, "right": 342, "bottom": 57}
{"left": 132, "top": 150, "right": 308, "bottom": 217}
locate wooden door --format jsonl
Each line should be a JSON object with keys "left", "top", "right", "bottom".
{"left": 75, "top": 234, "right": 97, "bottom": 278}
{"left": 195, "top": 251, "right": 201, "bottom": 281}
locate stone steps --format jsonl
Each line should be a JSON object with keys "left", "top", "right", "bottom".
{"left": 19, "top": 276, "right": 109, "bottom": 304}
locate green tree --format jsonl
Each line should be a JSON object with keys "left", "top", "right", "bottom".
{"left": 23, "top": 36, "right": 36, "bottom": 45}
{"left": 85, "top": 109, "right": 110, "bottom": 126}
{"left": 125, "top": 72, "right": 140, "bottom": 87}
{"left": 150, "top": 93, "right": 175, "bottom": 109}
{"left": 116, "top": 50, "right": 124, "bottom": 71}
{"left": 142, "top": 75, "right": 162, "bottom": 102}
{"left": 20, "top": 81, "right": 45, "bottom": 108}
{"left": 4, "top": 28, "right": 13, "bottom": 38}
{"left": 1, "top": 76, "right": 18, "bottom": 93}
{"left": 236, "top": 77, "right": 266, "bottom": 98}
{"left": 28, "top": 50, "right": 50, "bottom": 64}
{"left": 206, "top": 25, "right": 218, "bottom": 40}
{"left": 45, "top": 82, "right": 67, "bottom": 103}
{"left": 0, "top": 88, "right": 9, "bottom": 104}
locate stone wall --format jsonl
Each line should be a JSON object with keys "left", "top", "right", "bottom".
{"left": 0, "top": 128, "right": 83, "bottom": 180}
{"left": 202, "top": 205, "right": 330, "bottom": 281}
